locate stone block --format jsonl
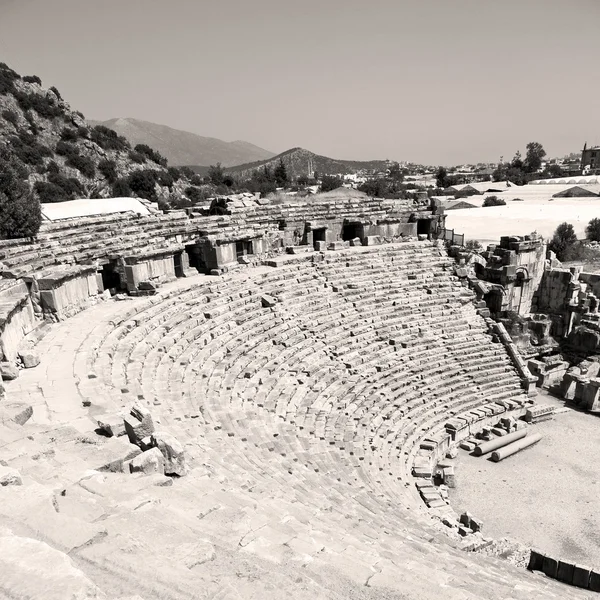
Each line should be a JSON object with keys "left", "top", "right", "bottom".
{"left": 261, "top": 295, "right": 277, "bottom": 308}
{"left": 556, "top": 560, "right": 575, "bottom": 584}
{"left": 0, "top": 466, "right": 22, "bottom": 486}
{"left": 95, "top": 437, "right": 142, "bottom": 472}
{"left": 151, "top": 431, "right": 186, "bottom": 476}
{"left": 572, "top": 564, "right": 591, "bottom": 588}
{"left": 124, "top": 404, "right": 155, "bottom": 446}
{"left": 138, "top": 280, "right": 157, "bottom": 291}
{"left": 542, "top": 555, "right": 558, "bottom": 579}
{"left": 349, "top": 237, "right": 362, "bottom": 246}
{"left": 527, "top": 549, "right": 544, "bottom": 572}
{"left": 589, "top": 570, "right": 600, "bottom": 592}
{"left": 0, "top": 362, "right": 19, "bottom": 381}
{"left": 18, "top": 351, "right": 40, "bottom": 369}
{"left": 469, "top": 516, "right": 483, "bottom": 533}
{"left": 129, "top": 447, "right": 165, "bottom": 475}
{"left": 0, "top": 402, "right": 33, "bottom": 426}
{"left": 315, "top": 240, "right": 327, "bottom": 252}
{"left": 327, "top": 241, "right": 345, "bottom": 251}
{"left": 96, "top": 414, "right": 126, "bottom": 437}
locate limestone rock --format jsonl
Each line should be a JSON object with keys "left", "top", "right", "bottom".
{"left": 129, "top": 447, "right": 164, "bottom": 475}
{"left": 0, "top": 535, "right": 106, "bottom": 599}
{"left": 261, "top": 294, "right": 277, "bottom": 308}
{"left": 97, "top": 413, "right": 126, "bottom": 437}
{"left": 0, "top": 362, "right": 19, "bottom": 380}
{"left": 138, "top": 280, "right": 157, "bottom": 291}
{"left": 0, "top": 402, "right": 33, "bottom": 426}
{"left": 95, "top": 436, "right": 142, "bottom": 472}
{"left": 0, "top": 466, "right": 22, "bottom": 486}
{"left": 18, "top": 351, "right": 41, "bottom": 369}
{"left": 151, "top": 431, "right": 186, "bottom": 476}
{"left": 124, "top": 404, "right": 155, "bottom": 446}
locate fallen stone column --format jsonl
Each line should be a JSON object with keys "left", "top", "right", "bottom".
{"left": 473, "top": 428, "right": 527, "bottom": 456}
{"left": 491, "top": 433, "right": 542, "bottom": 462}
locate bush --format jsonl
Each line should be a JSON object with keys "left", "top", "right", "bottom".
{"left": 134, "top": 144, "right": 168, "bottom": 167}
{"left": 14, "top": 90, "right": 62, "bottom": 119}
{"left": 157, "top": 171, "right": 174, "bottom": 189}
{"left": 127, "top": 169, "right": 159, "bottom": 201}
{"left": 168, "top": 167, "right": 181, "bottom": 182}
{"left": 22, "top": 75, "right": 42, "bottom": 85}
{"left": 111, "top": 178, "right": 132, "bottom": 197}
{"left": 184, "top": 186, "right": 204, "bottom": 203}
{"left": 45, "top": 160, "right": 60, "bottom": 174}
{"left": 34, "top": 181, "right": 67, "bottom": 203}
{"left": 55, "top": 140, "right": 79, "bottom": 157}
{"left": 48, "top": 172, "right": 84, "bottom": 196}
{"left": 465, "top": 239, "right": 483, "bottom": 252}
{"left": 90, "top": 125, "right": 130, "bottom": 151}
{"left": 66, "top": 153, "right": 95, "bottom": 178}
{"left": 10, "top": 134, "right": 52, "bottom": 166}
{"left": 49, "top": 86, "right": 62, "bottom": 100}
{"left": 482, "top": 195, "right": 506, "bottom": 207}
{"left": 321, "top": 175, "right": 343, "bottom": 193}
{"left": 2, "top": 109, "right": 18, "bottom": 126}
{"left": 128, "top": 150, "right": 145, "bottom": 164}
{"left": 0, "top": 63, "right": 20, "bottom": 95}
{"left": 98, "top": 158, "right": 118, "bottom": 183}
{"left": 190, "top": 174, "right": 203, "bottom": 185}
{"left": 60, "top": 127, "right": 80, "bottom": 142}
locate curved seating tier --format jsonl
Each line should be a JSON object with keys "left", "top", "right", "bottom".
{"left": 6, "top": 240, "right": 579, "bottom": 599}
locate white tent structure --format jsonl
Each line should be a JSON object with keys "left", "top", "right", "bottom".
{"left": 41, "top": 197, "right": 159, "bottom": 221}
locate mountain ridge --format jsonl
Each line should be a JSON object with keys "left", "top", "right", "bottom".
{"left": 88, "top": 117, "right": 275, "bottom": 167}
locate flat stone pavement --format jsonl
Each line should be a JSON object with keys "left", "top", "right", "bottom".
{"left": 1, "top": 273, "right": 588, "bottom": 600}
{"left": 450, "top": 391, "right": 600, "bottom": 568}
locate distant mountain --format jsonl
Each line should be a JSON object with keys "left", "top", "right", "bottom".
{"left": 87, "top": 118, "right": 275, "bottom": 167}
{"left": 197, "top": 147, "right": 390, "bottom": 180}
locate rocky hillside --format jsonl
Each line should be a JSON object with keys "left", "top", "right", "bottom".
{"left": 89, "top": 118, "right": 275, "bottom": 167}
{"left": 219, "top": 147, "right": 390, "bottom": 180}
{"left": 0, "top": 62, "right": 206, "bottom": 211}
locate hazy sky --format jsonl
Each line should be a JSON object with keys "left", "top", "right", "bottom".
{"left": 0, "top": 0, "right": 598, "bottom": 164}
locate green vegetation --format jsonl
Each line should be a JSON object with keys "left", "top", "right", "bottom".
{"left": 127, "top": 169, "right": 159, "bottom": 202}
{"left": 90, "top": 125, "right": 130, "bottom": 152}
{"left": 549, "top": 222, "right": 577, "bottom": 261}
{"left": 66, "top": 153, "right": 95, "bottom": 178}
{"left": 482, "top": 195, "right": 506, "bottom": 207}
{"left": 321, "top": 175, "right": 343, "bottom": 193}
{"left": 98, "top": 159, "right": 118, "bottom": 183}
{"left": 586, "top": 218, "right": 600, "bottom": 242}
{"left": 134, "top": 144, "right": 168, "bottom": 167}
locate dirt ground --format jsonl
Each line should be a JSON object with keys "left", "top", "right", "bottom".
{"left": 449, "top": 392, "right": 600, "bottom": 568}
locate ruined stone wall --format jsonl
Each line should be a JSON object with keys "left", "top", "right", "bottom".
{"left": 0, "top": 282, "right": 37, "bottom": 361}
{"left": 38, "top": 271, "right": 99, "bottom": 319}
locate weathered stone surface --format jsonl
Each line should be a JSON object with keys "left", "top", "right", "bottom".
{"left": 97, "top": 413, "right": 126, "bottom": 437}
{"left": 138, "top": 280, "right": 157, "bottom": 291}
{"left": 0, "top": 535, "right": 106, "bottom": 599}
{"left": 95, "top": 437, "right": 142, "bottom": 472}
{"left": 261, "top": 294, "right": 277, "bottom": 308}
{"left": 0, "top": 466, "right": 22, "bottom": 486}
{"left": 129, "top": 447, "right": 164, "bottom": 475}
{"left": 151, "top": 431, "right": 186, "bottom": 476}
{"left": 0, "top": 362, "right": 19, "bottom": 380}
{"left": 18, "top": 351, "right": 41, "bottom": 369}
{"left": 124, "top": 404, "right": 155, "bottom": 445}
{"left": 0, "top": 402, "right": 33, "bottom": 426}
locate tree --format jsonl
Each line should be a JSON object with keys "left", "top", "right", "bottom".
{"left": 586, "top": 218, "right": 600, "bottom": 242}
{"left": 297, "top": 174, "right": 309, "bottom": 187}
{"left": 436, "top": 166, "right": 449, "bottom": 188}
{"left": 548, "top": 222, "right": 577, "bottom": 260}
{"left": 525, "top": 142, "right": 546, "bottom": 173}
{"left": 127, "top": 169, "right": 159, "bottom": 201}
{"left": 274, "top": 158, "right": 289, "bottom": 187}
{"left": 388, "top": 162, "right": 405, "bottom": 182}
{"left": 0, "top": 146, "right": 41, "bottom": 238}
{"left": 321, "top": 175, "right": 343, "bottom": 193}
{"left": 208, "top": 163, "right": 225, "bottom": 186}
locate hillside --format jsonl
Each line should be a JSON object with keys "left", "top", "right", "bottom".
{"left": 189, "top": 147, "right": 391, "bottom": 179}
{"left": 0, "top": 62, "right": 210, "bottom": 234}
{"left": 89, "top": 118, "right": 275, "bottom": 167}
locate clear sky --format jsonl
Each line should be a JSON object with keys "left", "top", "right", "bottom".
{"left": 0, "top": 0, "right": 598, "bottom": 165}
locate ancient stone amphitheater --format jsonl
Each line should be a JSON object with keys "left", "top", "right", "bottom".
{"left": 0, "top": 192, "right": 588, "bottom": 599}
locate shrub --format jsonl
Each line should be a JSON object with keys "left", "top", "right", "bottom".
{"left": 482, "top": 195, "right": 506, "bottom": 207}
{"left": 168, "top": 167, "right": 180, "bottom": 182}
{"left": 128, "top": 150, "right": 145, "bottom": 164}
{"left": 48, "top": 172, "right": 84, "bottom": 196}
{"left": 127, "top": 169, "right": 159, "bottom": 201}
{"left": 90, "top": 125, "right": 130, "bottom": 151}
{"left": 0, "top": 190, "right": 41, "bottom": 238}
{"left": 98, "top": 158, "right": 118, "bottom": 183}
{"left": 45, "top": 160, "right": 60, "bottom": 174}
{"left": 14, "top": 90, "right": 62, "bottom": 119}
{"left": 321, "top": 175, "right": 344, "bottom": 193}
{"left": 184, "top": 186, "right": 204, "bottom": 203}
{"left": 9, "top": 134, "right": 52, "bottom": 166}
{"left": 0, "top": 63, "right": 20, "bottom": 95}
{"left": 77, "top": 126, "right": 88, "bottom": 138}
{"left": 2, "top": 109, "right": 18, "bottom": 126}
{"left": 465, "top": 239, "right": 483, "bottom": 252}
{"left": 190, "top": 174, "right": 203, "bottom": 185}
{"left": 34, "top": 181, "right": 67, "bottom": 203}
{"left": 55, "top": 140, "right": 79, "bottom": 157}
{"left": 60, "top": 127, "right": 79, "bottom": 142}
{"left": 22, "top": 75, "right": 42, "bottom": 85}
{"left": 66, "top": 153, "right": 95, "bottom": 178}
{"left": 134, "top": 144, "right": 167, "bottom": 167}
{"left": 157, "top": 171, "right": 174, "bottom": 189}
{"left": 111, "top": 178, "right": 132, "bottom": 197}
{"left": 49, "top": 86, "right": 62, "bottom": 100}
{"left": 179, "top": 167, "right": 195, "bottom": 179}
